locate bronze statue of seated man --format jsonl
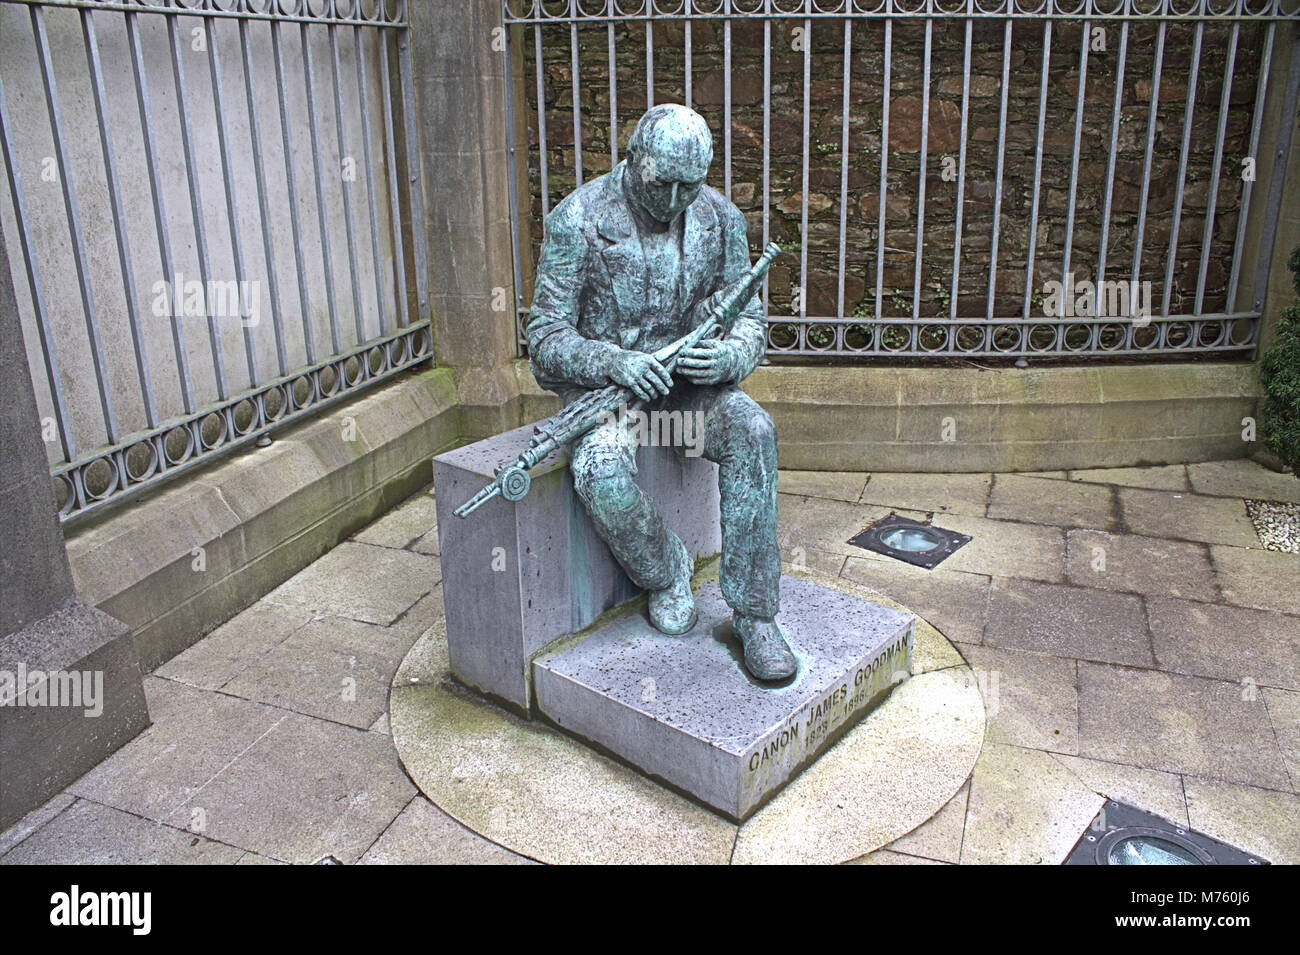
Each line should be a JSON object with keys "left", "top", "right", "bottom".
{"left": 525, "top": 103, "right": 796, "bottom": 682}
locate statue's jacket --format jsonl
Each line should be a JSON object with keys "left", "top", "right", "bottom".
{"left": 525, "top": 160, "right": 767, "bottom": 400}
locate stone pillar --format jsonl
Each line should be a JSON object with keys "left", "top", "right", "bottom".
{"left": 0, "top": 230, "right": 149, "bottom": 831}
{"left": 408, "top": 0, "right": 524, "bottom": 440}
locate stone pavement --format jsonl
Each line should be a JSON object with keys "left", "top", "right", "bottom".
{"left": 2, "top": 459, "right": 1297, "bottom": 864}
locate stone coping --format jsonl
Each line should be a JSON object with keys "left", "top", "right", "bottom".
{"left": 389, "top": 562, "right": 985, "bottom": 864}
{"left": 64, "top": 368, "right": 461, "bottom": 673}
{"left": 517, "top": 359, "right": 1262, "bottom": 473}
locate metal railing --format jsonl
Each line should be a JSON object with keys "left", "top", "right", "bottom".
{"left": 502, "top": 0, "right": 1300, "bottom": 361}
{"left": 0, "top": 0, "right": 430, "bottom": 524}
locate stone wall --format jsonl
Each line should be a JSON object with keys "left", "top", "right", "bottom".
{"left": 520, "top": 16, "right": 1264, "bottom": 326}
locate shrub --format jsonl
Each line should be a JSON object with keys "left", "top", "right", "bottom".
{"left": 1258, "top": 244, "right": 1300, "bottom": 474}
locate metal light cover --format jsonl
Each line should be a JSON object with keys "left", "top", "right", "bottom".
{"left": 848, "top": 513, "right": 971, "bottom": 570}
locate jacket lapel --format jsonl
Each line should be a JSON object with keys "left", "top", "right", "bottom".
{"left": 681, "top": 196, "right": 720, "bottom": 308}
{"left": 597, "top": 165, "right": 646, "bottom": 335}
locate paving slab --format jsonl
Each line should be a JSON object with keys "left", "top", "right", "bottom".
{"left": 840, "top": 557, "right": 990, "bottom": 645}
{"left": 1210, "top": 544, "right": 1300, "bottom": 615}
{"left": 1183, "top": 777, "right": 1300, "bottom": 865}
{"left": 0, "top": 800, "right": 243, "bottom": 864}
{"left": 777, "top": 469, "right": 869, "bottom": 503}
{"left": 533, "top": 578, "right": 915, "bottom": 820}
{"left": 352, "top": 489, "right": 440, "bottom": 549}
{"left": 960, "top": 743, "right": 1105, "bottom": 865}
{"left": 988, "top": 474, "right": 1117, "bottom": 530}
{"left": 1066, "top": 530, "right": 1216, "bottom": 600}
{"left": 849, "top": 848, "right": 948, "bottom": 865}
{"left": 885, "top": 782, "right": 969, "bottom": 864}
{"left": 221, "top": 616, "right": 416, "bottom": 729}
{"left": 782, "top": 543, "right": 848, "bottom": 578}
{"left": 1263, "top": 688, "right": 1299, "bottom": 792}
{"left": 777, "top": 493, "right": 897, "bottom": 558}
{"left": 262, "top": 542, "right": 441, "bottom": 625}
{"left": 1187, "top": 459, "right": 1300, "bottom": 504}
{"left": 0, "top": 793, "right": 74, "bottom": 858}
{"left": 1068, "top": 465, "right": 1189, "bottom": 491}
{"left": 1049, "top": 753, "right": 1189, "bottom": 828}
{"left": 411, "top": 523, "right": 439, "bottom": 556}
{"left": 153, "top": 710, "right": 415, "bottom": 864}
{"left": 960, "top": 644, "right": 1079, "bottom": 754}
{"left": 1146, "top": 597, "right": 1300, "bottom": 690}
{"left": 155, "top": 602, "right": 315, "bottom": 690}
{"left": 1078, "top": 663, "right": 1292, "bottom": 791}
{"left": 359, "top": 797, "right": 534, "bottom": 865}
{"left": 928, "top": 514, "right": 1066, "bottom": 584}
{"left": 984, "top": 579, "right": 1153, "bottom": 666}
{"left": 858, "top": 472, "right": 993, "bottom": 517}
{"left": 68, "top": 677, "right": 289, "bottom": 822}
{"left": 1118, "top": 487, "right": 1261, "bottom": 548}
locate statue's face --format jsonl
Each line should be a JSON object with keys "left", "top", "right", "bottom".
{"left": 625, "top": 107, "right": 712, "bottom": 224}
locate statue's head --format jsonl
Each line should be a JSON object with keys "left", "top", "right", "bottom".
{"left": 624, "top": 104, "right": 713, "bottom": 224}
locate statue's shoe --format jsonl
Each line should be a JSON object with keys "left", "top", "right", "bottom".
{"left": 648, "top": 538, "right": 697, "bottom": 635}
{"left": 734, "top": 613, "right": 798, "bottom": 681}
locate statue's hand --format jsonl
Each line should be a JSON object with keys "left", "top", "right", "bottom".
{"left": 607, "top": 350, "right": 673, "bottom": 402}
{"left": 677, "top": 339, "right": 739, "bottom": 386}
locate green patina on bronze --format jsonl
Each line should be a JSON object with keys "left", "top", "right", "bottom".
{"left": 525, "top": 104, "right": 797, "bottom": 682}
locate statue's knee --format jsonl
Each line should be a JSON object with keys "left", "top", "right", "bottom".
{"left": 572, "top": 451, "right": 638, "bottom": 511}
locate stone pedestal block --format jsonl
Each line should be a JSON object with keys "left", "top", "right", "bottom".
{"left": 1, "top": 600, "right": 150, "bottom": 830}
{"left": 433, "top": 422, "right": 721, "bottom": 711}
{"left": 532, "top": 577, "right": 914, "bottom": 821}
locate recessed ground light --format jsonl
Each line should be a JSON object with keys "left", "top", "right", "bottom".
{"left": 848, "top": 513, "right": 971, "bottom": 570}
{"left": 1065, "top": 802, "right": 1268, "bottom": 866}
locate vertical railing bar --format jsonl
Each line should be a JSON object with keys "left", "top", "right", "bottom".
{"left": 502, "top": 15, "right": 524, "bottom": 325}
{"left": 724, "top": 10, "right": 732, "bottom": 200}
{"left": 536, "top": 22, "right": 551, "bottom": 217}
{"left": 0, "top": 74, "right": 75, "bottom": 460}
{"left": 328, "top": 5, "right": 367, "bottom": 343}
{"left": 396, "top": 6, "right": 430, "bottom": 320}
{"left": 911, "top": 14, "right": 931, "bottom": 321}
{"left": 876, "top": 16, "right": 891, "bottom": 319}
{"left": 1062, "top": 17, "right": 1090, "bottom": 292}
{"left": 205, "top": 15, "right": 259, "bottom": 386}
{"left": 1227, "top": 20, "right": 1275, "bottom": 309}
{"left": 126, "top": 8, "right": 194, "bottom": 412}
{"left": 239, "top": 16, "right": 289, "bottom": 376}
{"left": 571, "top": 20, "right": 583, "bottom": 185}
{"left": 167, "top": 9, "right": 228, "bottom": 400}
{"left": 1097, "top": 18, "right": 1128, "bottom": 292}
{"left": 1130, "top": 21, "right": 1165, "bottom": 307}
{"left": 798, "top": 12, "right": 811, "bottom": 323}
{"left": 608, "top": 20, "right": 617, "bottom": 166}
{"left": 1022, "top": 19, "right": 1051, "bottom": 318}
{"left": 354, "top": 17, "right": 390, "bottom": 335}
{"left": 80, "top": 7, "right": 156, "bottom": 427}
{"left": 950, "top": 13, "right": 971, "bottom": 321}
{"left": 378, "top": 18, "right": 408, "bottom": 327}
{"left": 836, "top": 17, "right": 851, "bottom": 320}
{"left": 646, "top": 19, "right": 654, "bottom": 109}
{"left": 1195, "top": 20, "right": 1239, "bottom": 315}
{"left": 1161, "top": 20, "right": 1203, "bottom": 317}
{"left": 986, "top": 17, "right": 1011, "bottom": 322}
{"left": 31, "top": 4, "right": 118, "bottom": 441}
{"left": 271, "top": 16, "right": 318, "bottom": 364}
{"left": 301, "top": 17, "right": 343, "bottom": 356}
{"left": 684, "top": 16, "right": 691, "bottom": 109}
